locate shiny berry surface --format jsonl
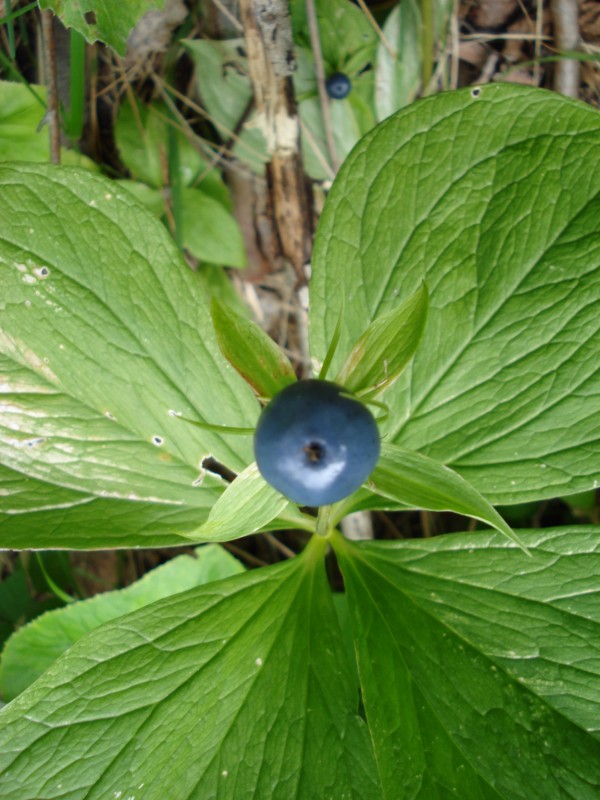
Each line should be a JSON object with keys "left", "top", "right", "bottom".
{"left": 254, "top": 380, "right": 380, "bottom": 507}
{"left": 325, "top": 72, "right": 352, "bottom": 100}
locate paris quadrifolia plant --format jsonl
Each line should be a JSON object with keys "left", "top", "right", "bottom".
{"left": 0, "top": 83, "right": 599, "bottom": 800}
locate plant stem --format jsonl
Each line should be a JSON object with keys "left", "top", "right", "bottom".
{"left": 305, "top": 0, "right": 339, "bottom": 172}
{"left": 421, "top": 0, "right": 434, "bottom": 92}
{"left": 316, "top": 505, "right": 332, "bottom": 537}
{"left": 41, "top": 9, "right": 61, "bottom": 164}
{"left": 67, "top": 28, "right": 86, "bottom": 141}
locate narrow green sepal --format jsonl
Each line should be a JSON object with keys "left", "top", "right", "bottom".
{"left": 367, "top": 443, "right": 530, "bottom": 553}
{"left": 318, "top": 297, "right": 344, "bottom": 380}
{"left": 210, "top": 297, "right": 297, "bottom": 398}
{"left": 335, "top": 282, "right": 429, "bottom": 398}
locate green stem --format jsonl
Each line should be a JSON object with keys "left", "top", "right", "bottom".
{"left": 420, "top": 0, "right": 434, "bottom": 91}
{"left": 316, "top": 505, "right": 332, "bottom": 538}
{"left": 36, "top": 553, "right": 75, "bottom": 605}
{"left": 167, "top": 117, "right": 183, "bottom": 250}
{"left": 4, "top": 0, "right": 15, "bottom": 60}
{"left": 67, "top": 29, "right": 86, "bottom": 141}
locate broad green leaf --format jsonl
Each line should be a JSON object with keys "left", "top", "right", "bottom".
{"left": 0, "top": 545, "right": 244, "bottom": 701}
{"left": 336, "top": 282, "right": 428, "bottom": 396}
{"left": 310, "top": 84, "right": 600, "bottom": 504}
{"left": 366, "top": 442, "right": 524, "bottom": 548}
{"left": 0, "top": 80, "right": 95, "bottom": 167}
{"left": 0, "top": 164, "right": 259, "bottom": 548}
{"left": 117, "top": 187, "right": 243, "bottom": 269}
{"left": 0, "top": 539, "right": 380, "bottom": 800}
{"left": 0, "top": 356, "right": 224, "bottom": 506}
{"left": 38, "top": 0, "right": 166, "bottom": 56}
{"left": 333, "top": 528, "right": 600, "bottom": 799}
{"left": 180, "top": 187, "right": 246, "bottom": 267}
{"left": 0, "top": 463, "right": 224, "bottom": 550}
{"left": 211, "top": 297, "right": 297, "bottom": 398}
{"left": 194, "top": 463, "right": 314, "bottom": 541}
{"left": 374, "top": 1, "right": 421, "bottom": 121}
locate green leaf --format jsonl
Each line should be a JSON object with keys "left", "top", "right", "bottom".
{"left": 335, "top": 282, "right": 428, "bottom": 397}
{"left": 38, "top": 0, "right": 166, "bottom": 56}
{"left": 0, "top": 463, "right": 226, "bottom": 549}
{"left": 183, "top": 38, "right": 269, "bottom": 172}
{"left": 333, "top": 528, "right": 600, "bottom": 799}
{"left": 293, "top": 48, "right": 375, "bottom": 180}
{"left": 0, "top": 79, "right": 47, "bottom": 162}
{"left": 366, "top": 442, "right": 524, "bottom": 548}
{"left": 310, "top": 84, "right": 600, "bottom": 504}
{"left": 0, "top": 355, "right": 223, "bottom": 504}
{"left": 183, "top": 38, "right": 252, "bottom": 134}
{"left": 374, "top": 1, "right": 421, "bottom": 121}
{"left": 115, "top": 96, "right": 171, "bottom": 187}
{"left": 0, "top": 79, "right": 95, "bottom": 167}
{"left": 115, "top": 178, "right": 166, "bottom": 216}
{"left": 0, "top": 539, "right": 380, "bottom": 799}
{"left": 114, "top": 97, "right": 229, "bottom": 201}
{"left": 0, "top": 545, "right": 243, "bottom": 701}
{"left": 193, "top": 463, "right": 314, "bottom": 541}
{"left": 180, "top": 187, "right": 246, "bottom": 267}
{"left": 299, "top": 93, "right": 366, "bottom": 179}
{"left": 195, "top": 263, "right": 253, "bottom": 320}
{"left": 211, "top": 297, "right": 297, "bottom": 398}
{"left": 290, "top": 0, "right": 376, "bottom": 72}
{"left": 0, "top": 164, "right": 259, "bottom": 548}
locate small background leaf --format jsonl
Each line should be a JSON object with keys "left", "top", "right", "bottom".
{"left": 38, "top": 0, "right": 166, "bottom": 56}
{"left": 0, "top": 545, "right": 243, "bottom": 701}
{"left": 179, "top": 187, "right": 246, "bottom": 267}
{"left": 0, "top": 80, "right": 95, "bottom": 168}
{"left": 183, "top": 38, "right": 268, "bottom": 173}
{"left": 374, "top": 1, "right": 421, "bottom": 121}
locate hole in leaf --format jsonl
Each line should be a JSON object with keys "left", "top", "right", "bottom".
{"left": 84, "top": 10, "right": 96, "bottom": 24}
{"left": 201, "top": 456, "right": 237, "bottom": 483}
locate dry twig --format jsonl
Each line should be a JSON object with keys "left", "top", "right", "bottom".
{"left": 551, "top": 0, "right": 581, "bottom": 96}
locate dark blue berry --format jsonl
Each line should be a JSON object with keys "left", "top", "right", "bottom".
{"left": 254, "top": 380, "right": 380, "bottom": 507}
{"left": 326, "top": 73, "right": 352, "bottom": 100}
